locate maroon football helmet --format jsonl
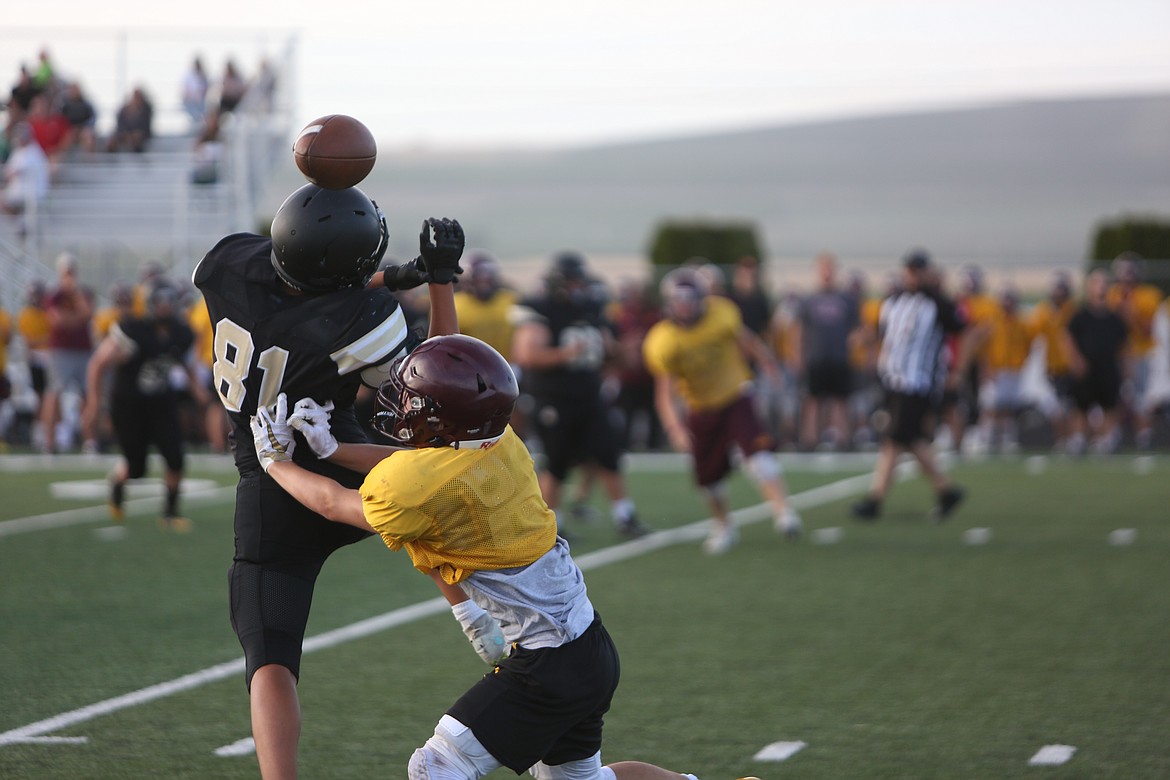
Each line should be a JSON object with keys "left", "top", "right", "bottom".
{"left": 373, "top": 334, "right": 519, "bottom": 447}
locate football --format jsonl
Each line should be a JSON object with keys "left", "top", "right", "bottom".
{"left": 293, "top": 114, "right": 377, "bottom": 189}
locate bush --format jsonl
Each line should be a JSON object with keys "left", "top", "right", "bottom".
{"left": 1088, "top": 216, "right": 1170, "bottom": 292}
{"left": 647, "top": 219, "right": 764, "bottom": 270}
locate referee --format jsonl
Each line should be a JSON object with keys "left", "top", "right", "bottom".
{"left": 853, "top": 250, "right": 974, "bottom": 521}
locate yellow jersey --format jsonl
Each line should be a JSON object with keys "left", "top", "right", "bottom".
{"left": 17, "top": 306, "right": 51, "bottom": 351}
{"left": 985, "top": 311, "right": 1032, "bottom": 372}
{"left": 360, "top": 427, "right": 556, "bottom": 585}
{"left": 642, "top": 296, "right": 752, "bottom": 412}
{"left": 187, "top": 298, "right": 215, "bottom": 368}
{"left": 850, "top": 296, "right": 883, "bottom": 370}
{"left": 92, "top": 307, "right": 124, "bottom": 340}
{"left": 1027, "top": 298, "right": 1076, "bottom": 375}
{"left": 1107, "top": 282, "right": 1163, "bottom": 356}
{"left": 453, "top": 289, "right": 519, "bottom": 362}
{"left": 0, "top": 309, "right": 11, "bottom": 372}
{"left": 961, "top": 293, "right": 1001, "bottom": 359}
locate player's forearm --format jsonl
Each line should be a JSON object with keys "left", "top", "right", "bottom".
{"left": 329, "top": 441, "right": 397, "bottom": 474}
{"left": 427, "top": 283, "right": 458, "bottom": 338}
{"left": 266, "top": 461, "right": 370, "bottom": 529}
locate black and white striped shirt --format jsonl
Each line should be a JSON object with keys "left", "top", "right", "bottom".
{"left": 877, "top": 290, "right": 965, "bottom": 395}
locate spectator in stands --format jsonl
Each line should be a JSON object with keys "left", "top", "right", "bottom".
{"left": 218, "top": 60, "right": 248, "bottom": 114}
{"left": 107, "top": 87, "right": 153, "bottom": 153}
{"left": 2, "top": 123, "right": 50, "bottom": 221}
{"left": 979, "top": 285, "right": 1030, "bottom": 452}
{"left": 32, "top": 49, "right": 58, "bottom": 93}
{"left": 191, "top": 108, "right": 224, "bottom": 184}
{"left": 1106, "top": 252, "right": 1164, "bottom": 449}
{"left": 511, "top": 252, "right": 647, "bottom": 539}
{"left": 17, "top": 281, "right": 52, "bottom": 431}
{"left": 58, "top": 81, "right": 97, "bottom": 154}
{"left": 41, "top": 252, "right": 95, "bottom": 453}
{"left": 6, "top": 67, "right": 42, "bottom": 130}
{"left": 852, "top": 250, "right": 972, "bottom": 522}
{"left": 608, "top": 278, "right": 663, "bottom": 451}
{"left": 25, "top": 93, "right": 71, "bottom": 171}
{"left": 792, "top": 251, "right": 860, "bottom": 451}
{"left": 1063, "top": 268, "right": 1129, "bottom": 455}
{"left": 181, "top": 56, "right": 210, "bottom": 127}
{"left": 1027, "top": 271, "right": 1077, "bottom": 450}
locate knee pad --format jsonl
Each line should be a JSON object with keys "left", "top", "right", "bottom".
{"left": 745, "top": 450, "right": 781, "bottom": 483}
{"left": 702, "top": 480, "right": 728, "bottom": 504}
{"left": 408, "top": 716, "right": 500, "bottom": 779}
{"left": 529, "top": 751, "right": 604, "bottom": 780}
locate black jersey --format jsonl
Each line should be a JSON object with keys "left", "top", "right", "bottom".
{"left": 1067, "top": 306, "right": 1127, "bottom": 377}
{"left": 194, "top": 233, "right": 417, "bottom": 474}
{"left": 514, "top": 293, "right": 611, "bottom": 401}
{"left": 109, "top": 316, "right": 195, "bottom": 400}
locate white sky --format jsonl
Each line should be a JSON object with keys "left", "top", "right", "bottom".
{"left": 5, "top": 0, "right": 1170, "bottom": 149}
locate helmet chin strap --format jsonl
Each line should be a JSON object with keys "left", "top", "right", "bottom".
{"left": 451, "top": 432, "right": 505, "bottom": 450}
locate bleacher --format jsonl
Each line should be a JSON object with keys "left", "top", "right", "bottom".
{"left": 0, "top": 43, "right": 295, "bottom": 314}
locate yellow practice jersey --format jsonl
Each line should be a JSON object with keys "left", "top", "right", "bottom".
{"left": 92, "top": 307, "right": 123, "bottom": 341}
{"left": 17, "top": 306, "right": 51, "bottom": 351}
{"left": 1107, "top": 283, "right": 1163, "bottom": 356}
{"left": 188, "top": 298, "right": 215, "bottom": 368}
{"left": 0, "top": 309, "right": 11, "bottom": 372}
{"left": 642, "top": 296, "right": 752, "bottom": 412}
{"left": 453, "top": 289, "right": 518, "bottom": 362}
{"left": 360, "top": 427, "right": 557, "bottom": 585}
{"left": 1027, "top": 298, "right": 1075, "bottom": 375}
{"left": 985, "top": 311, "right": 1032, "bottom": 372}
{"left": 850, "top": 296, "right": 883, "bottom": 370}
{"left": 961, "top": 294, "right": 1001, "bottom": 360}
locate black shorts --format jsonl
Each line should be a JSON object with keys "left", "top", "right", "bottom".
{"left": 1071, "top": 371, "right": 1122, "bottom": 412}
{"left": 532, "top": 395, "right": 622, "bottom": 481}
{"left": 806, "top": 361, "right": 853, "bottom": 399}
{"left": 883, "top": 390, "right": 935, "bottom": 447}
{"left": 229, "top": 470, "right": 372, "bottom": 687}
{"left": 29, "top": 361, "right": 47, "bottom": 397}
{"left": 110, "top": 393, "right": 185, "bottom": 477}
{"left": 447, "top": 615, "right": 618, "bottom": 773}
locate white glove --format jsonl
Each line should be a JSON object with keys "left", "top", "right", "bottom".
{"left": 251, "top": 393, "right": 295, "bottom": 472}
{"left": 288, "top": 397, "right": 339, "bottom": 459}
{"left": 451, "top": 600, "right": 509, "bottom": 666}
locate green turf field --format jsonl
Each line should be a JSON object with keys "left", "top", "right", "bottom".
{"left": 0, "top": 452, "right": 1167, "bottom": 778}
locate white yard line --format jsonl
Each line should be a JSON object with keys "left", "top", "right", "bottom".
{"left": 0, "top": 470, "right": 880, "bottom": 749}
{"left": 0, "top": 485, "right": 236, "bottom": 538}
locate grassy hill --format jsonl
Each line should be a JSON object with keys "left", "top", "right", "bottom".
{"left": 263, "top": 93, "right": 1170, "bottom": 283}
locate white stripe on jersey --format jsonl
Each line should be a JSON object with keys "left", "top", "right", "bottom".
{"left": 329, "top": 308, "right": 410, "bottom": 375}
{"left": 878, "top": 292, "right": 946, "bottom": 394}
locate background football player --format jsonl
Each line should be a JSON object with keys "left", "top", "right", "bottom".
{"left": 511, "top": 252, "right": 646, "bottom": 538}
{"left": 251, "top": 334, "right": 702, "bottom": 780}
{"left": 194, "top": 181, "right": 471, "bottom": 779}
{"left": 643, "top": 266, "right": 802, "bottom": 555}
{"left": 83, "top": 283, "right": 203, "bottom": 531}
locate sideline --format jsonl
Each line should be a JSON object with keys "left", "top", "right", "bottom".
{"left": 0, "top": 470, "right": 882, "bottom": 748}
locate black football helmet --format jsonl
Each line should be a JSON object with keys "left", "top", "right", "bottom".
{"left": 373, "top": 334, "right": 519, "bottom": 447}
{"left": 270, "top": 183, "right": 389, "bottom": 294}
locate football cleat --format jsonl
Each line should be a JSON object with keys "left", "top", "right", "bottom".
{"left": 616, "top": 513, "right": 651, "bottom": 539}
{"left": 774, "top": 507, "right": 803, "bottom": 539}
{"left": 851, "top": 496, "right": 881, "bottom": 521}
{"left": 159, "top": 516, "right": 192, "bottom": 534}
{"left": 702, "top": 524, "right": 739, "bottom": 555}
{"left": 933, "top": 485, "right": 966, "bottom": 521}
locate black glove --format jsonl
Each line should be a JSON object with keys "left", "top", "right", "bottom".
{"left": 380, "top": 256, "right": 429, "bottom": 291}
{"left": 417, "top": 217, "right": 465, "bottom": 284}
